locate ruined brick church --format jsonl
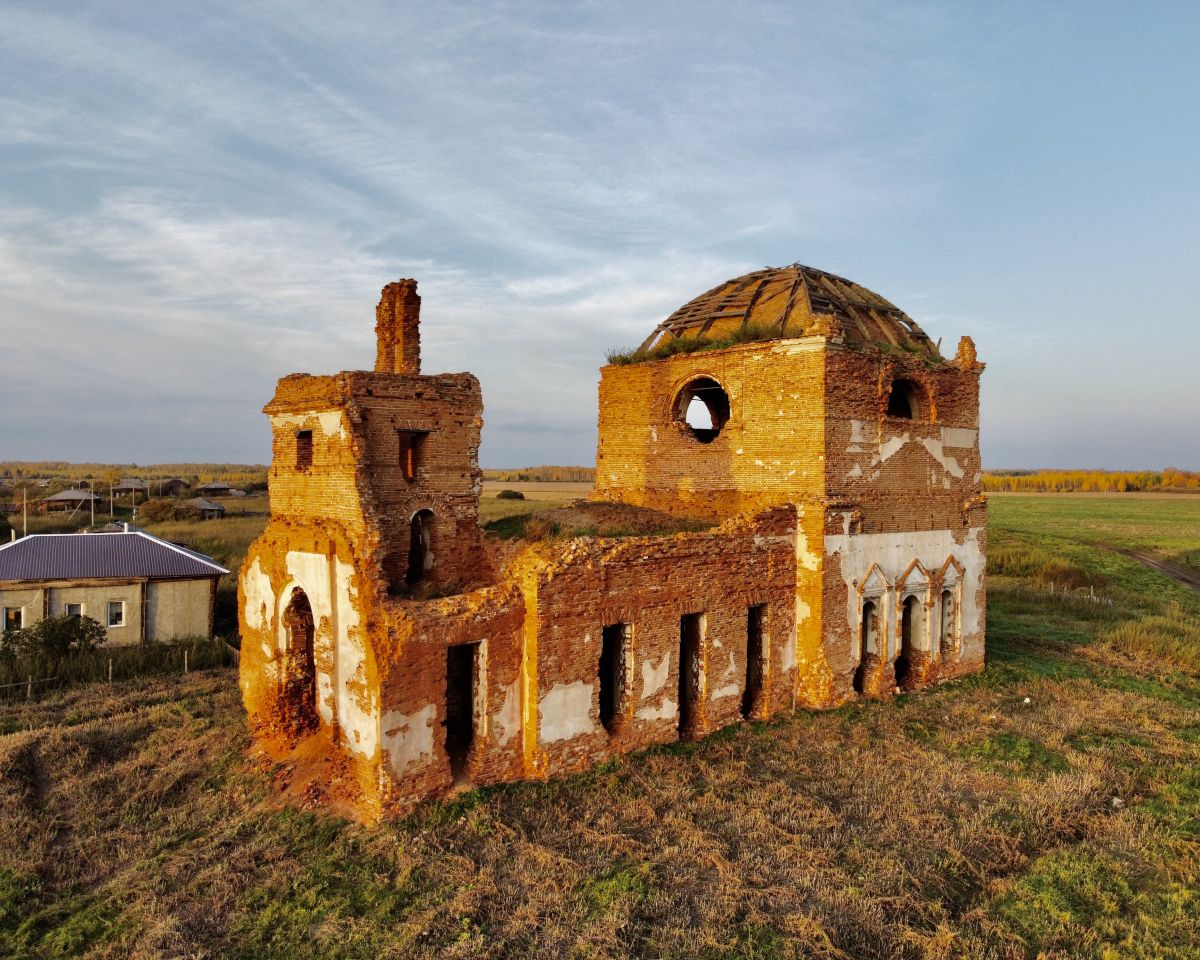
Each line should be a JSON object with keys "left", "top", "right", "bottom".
{"left": 239, "top": 265, "right": 987, "bottom": 817}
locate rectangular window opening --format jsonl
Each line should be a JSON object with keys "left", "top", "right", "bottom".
{"left": 3, "top": 607, "right": 23, "bottom": 633}
{"left": 742, "top": 604, "right": 766, "bottom": 720}
{"left": 445, "top": 642, "right": 479, "bottom": 783}
{"left": 599, "top": 622, "right": 630, "bottom": 736}
{"left": 295, "top": 430, "right": 313, "bottom": 471}
{"left": 398, "top": 430, "right": 426, "bottom": 482}
{"left": 65, "top": 603, "right": 84, "bottom": 618}
{"left": 678, "top": 613, "right": 704, "bottom": 739}
{"left": 107, "top": 601, "right": 125, "bottom": 628}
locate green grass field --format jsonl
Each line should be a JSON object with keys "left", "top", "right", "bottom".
{"left": 2, "top": 495, "right": 1199, "bottom": 959}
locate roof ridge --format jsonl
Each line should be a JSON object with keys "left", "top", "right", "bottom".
{"left": 132, "top": 530, "right": 229, "bottom": 574}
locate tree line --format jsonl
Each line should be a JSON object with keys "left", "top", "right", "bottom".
{"left": 982, "top": 468, "right": 1200, "bottom": 493}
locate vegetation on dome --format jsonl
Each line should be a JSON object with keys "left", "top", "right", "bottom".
{"left": 605, "top": 322, "right": 782, "bottom": 366}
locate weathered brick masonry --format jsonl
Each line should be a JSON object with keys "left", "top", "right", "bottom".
{"left": 239, "top": 264, "right": 987, "bottom": 818}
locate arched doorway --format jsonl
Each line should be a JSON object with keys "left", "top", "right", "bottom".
{"left": 853, "top": 600, "right": 877, "bottom": 695}
{"left": 281, "top": 588, "right": 317, "bottom": 732}
{"left": 896, "top": 595, "right": 922, "bottom": 690}
{"left": 407, "top": 509, "right": 435, "bottom": 585}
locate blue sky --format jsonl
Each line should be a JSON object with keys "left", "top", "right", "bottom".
{"left": 1, "top": 1, "right": 1197, "bottom": 469}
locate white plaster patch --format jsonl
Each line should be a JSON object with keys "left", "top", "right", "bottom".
{"left": 879, "top": 433, "right": 910, "bottom": 462}
{"left": 241, "top": 557, "right": 273, "bottom": 633}
{"left": 711, "top": 683, "right": 740, "bottom": 700}
{"left": 495, "top": 680, "right": 521, "bottom": 746}
{"left": 794, "top": 509, "right": 819, "bottom": 572}
{"left": 636, "top": 698, "right": 678, "bottom": 721}
{"left": 845, "top": 463, "right": 863, "bottom": 479}
{"left": 540, "top": 681, "right": 596, "bottom": 743}
{"left": 779, "top": 627, "right": 797, "bottom": 672}
{"left": 941, "top": 427, "right": 977, "bottom": 449}
{"left": 271, "top": 410, "right": 348, "bottom": 440}
{"left": 333, "top": 556, "right": 376, "bottom": 757}
{"left": 641, "top": 653, "right": 670, "bottom": 698}
{"left": 381, "top": 703, "right": 436, "bottom": 776}
{"left": 919, "top": 437, "right": 965, "bottom": 479}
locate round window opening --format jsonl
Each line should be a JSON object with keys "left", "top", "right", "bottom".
{"left": 675, "top": 377, "right": 731, "bottom": 443}
{"left": 886, "top": 378, "right": 923, "bottom": 420}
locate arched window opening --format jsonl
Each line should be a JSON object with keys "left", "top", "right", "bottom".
{"left": 886, "top": 379, "right": 922, "bottom": 420}
{"left": 675, "top": 377, "right": 731, "bottom": 443}
{"left": 853, "top": 600, "right": 877, "bottom": 695}
{"left": 407, "top": 509, "right": 435, "bottom": 585}
{"left": 896, "top": 595, "right": 923, "bottom": 689}
{"left": 281, "top": 588, "right": 317, "bottom": 730}
{"left": 940, "top": 589, "right": 956, "bottom": 655}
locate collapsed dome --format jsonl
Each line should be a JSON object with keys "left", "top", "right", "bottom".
{"left": 640, "top": 263, "right": 941, "bottom": 360}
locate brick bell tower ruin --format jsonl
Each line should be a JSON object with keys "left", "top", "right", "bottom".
{"left": 239, "top": 265, "right": 987, "bottom": 819}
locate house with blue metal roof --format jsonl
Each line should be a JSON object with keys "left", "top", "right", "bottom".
{"left": 0, "top": 529, "right": 228, "bottom": 644}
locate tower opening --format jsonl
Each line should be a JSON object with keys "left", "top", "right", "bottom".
{"left": 406, "top": 509, "right": 435, "bottom": 585}
{"left": 675, "top": 377, "right": 730, "bottom": 443}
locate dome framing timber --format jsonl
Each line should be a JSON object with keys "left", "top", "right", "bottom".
{"left": 639, "top": 263, "right": 941, "bottom": 360}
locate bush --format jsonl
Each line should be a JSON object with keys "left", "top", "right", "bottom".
{"left": 1, "top": 614, "right": 107, "bottom": 675}
{"left": 137, "top": 498, "right": 179, "bottom": 523}
{"left": 496, "top": 489, "right": 526, "bottom": 500}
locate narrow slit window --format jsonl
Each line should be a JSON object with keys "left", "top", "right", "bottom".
{"left": 295, "top": 430, "right": 313, "bottom": 470}
{"left": 599, "top": 623, "right": 631, "bottom": 735}
{"left": 742, "top": 605, "right": 766, "bottom": 719}
{"left": 398, "top": 430, "right": 426, "bottom": 482}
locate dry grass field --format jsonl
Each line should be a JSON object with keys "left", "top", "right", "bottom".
{"left": 2, "top": 495, "right": 1200, "bottom": 958}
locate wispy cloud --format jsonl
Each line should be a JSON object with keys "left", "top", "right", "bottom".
{"left": 9, "top": 1, "right": 1188, "bottom": 468}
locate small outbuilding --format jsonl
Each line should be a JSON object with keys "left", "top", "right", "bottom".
{"left": 0, "top": 530, "right": 228, "bottom": 644}
{"left": 196, "top": 481, "right": 232, "bottom": 497}
{"left": 186, "top": 497, "right": 226, "bottom": 520}
{"left": 38, "top": 490, "right": 102, "bottom": 513}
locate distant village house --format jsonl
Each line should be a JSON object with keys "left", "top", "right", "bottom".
{"left": 38, "top": 489, "right": 102, "bottom": 513}
{"left": 0, "top": 530, "right": 228, "bottom": 644}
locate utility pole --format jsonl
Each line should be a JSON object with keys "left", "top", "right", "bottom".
{"left": 109, "top": 482, "right": 113, "bottom": 518}
{"left": 22, "top": 487, "right": 27, "bottom": 538}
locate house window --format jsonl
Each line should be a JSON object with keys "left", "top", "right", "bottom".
{"left": 107, "top": 601, "right": 125, "bottom": 628}
{"left": 3, "top": 607, "right": 23, "bottom": 633}
{"left": 398, "top": 430, "right": 426, "bottom": 482}
{"left": 295, "top": 430, "right": 313, "bottom": 471}
{"left": 65, "top": 602, "right": 84, "bottom": 618}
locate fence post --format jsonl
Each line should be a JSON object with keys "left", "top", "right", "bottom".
{"left": 108, "top": 658, "right": 113, "bottom": 683}
{"left": 26, "top": 675, "right": 32, "bottom": 701}
{"left": 184, "top": 649, "right": 189, "bottom": 674}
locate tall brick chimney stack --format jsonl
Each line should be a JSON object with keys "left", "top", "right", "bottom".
{"left": 375, "top": 279, "right": 421, "bottom": 375}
